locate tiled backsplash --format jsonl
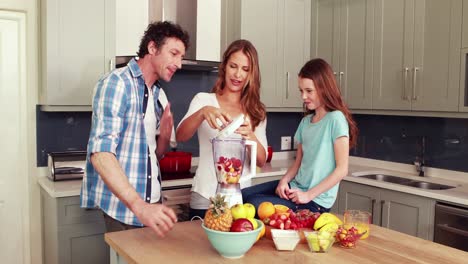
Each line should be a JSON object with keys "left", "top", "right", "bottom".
{"left": 36, "top": 71, "right": 468, "bottom": 173}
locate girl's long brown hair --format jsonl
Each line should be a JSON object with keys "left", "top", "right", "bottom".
{"left": 298, "top": 58, "right": 358, "bottom": 148}
{"left": 211, "top": 39, "right": 266, "bottom": 129}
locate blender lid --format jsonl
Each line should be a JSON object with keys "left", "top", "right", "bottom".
{"left": 215, "top": 114, "right": 245, "bottom": 139}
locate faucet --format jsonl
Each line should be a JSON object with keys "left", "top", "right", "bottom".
{"left": 413, "top": 136, "right": 425, "bottom": 176}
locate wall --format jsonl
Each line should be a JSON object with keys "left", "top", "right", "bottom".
{"left": 37, "top": 69, "right": 468, "bottom": 175}
{"left": 1, "top": 0, "right": 40, "bottom": 263}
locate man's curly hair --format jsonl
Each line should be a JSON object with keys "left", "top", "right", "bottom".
{"left": 137, "top": 21, "right": 190, "bottom": 58}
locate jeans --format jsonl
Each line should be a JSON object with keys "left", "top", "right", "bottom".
{"left": 241, "top": 180, "right": 331, "bottom": 217}
{"left": 102, "top": 211, "right": 141, "bottom": 232}
{"left": 189, "top": 208, "right": 207, "bottom": 221}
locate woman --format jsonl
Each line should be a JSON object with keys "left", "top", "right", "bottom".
{"left": 242, "top": 58, "right": 358, "bottom": 214}
{"left": 176, "top": 39, "right": 268, "bottom": 218}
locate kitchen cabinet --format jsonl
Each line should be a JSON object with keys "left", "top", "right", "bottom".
{"left": 310, "top": 0, "right": 374, "bottom": 109}
{"left": 238, "top": 0, "right": 311, "bottom": 110}
{"left": 372, "top": 0, "right": 462, "bottom": 112}
{"left": 41, "top": 190, "right": 109, "bottom": 264}
{"left": 116, "top": 0, "right": 148, "bottom": 56}
{"left": 338, "top": 181, "right": 435, "bottom": 240}
{"left": 40, "top": 0, "right": 115, "bottom": 107}
{"left": 459, "top": 48, "right": 468, "bottom": 112}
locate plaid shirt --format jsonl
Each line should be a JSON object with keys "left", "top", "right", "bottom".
{"left": 80, "top": 58, "right": 162, "bottom": 226}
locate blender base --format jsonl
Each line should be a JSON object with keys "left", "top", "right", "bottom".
{"left": 216, "top": 183, "right": 243, "bottom": 207}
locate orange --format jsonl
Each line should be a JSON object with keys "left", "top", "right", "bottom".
{"left": 257, "top": 202, "right": 275, "bottom": 220}
{"left": 274, "top": 204, "right": 290, "bottom": 216}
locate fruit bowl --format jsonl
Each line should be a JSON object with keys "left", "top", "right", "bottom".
{"left": 304, "top": 231, "right": 335, "bottom": 253}
{"left": 335, "top": 225, "right": 365, "bottom": 248}
{"left": 202, "top": 219, "right": 263, "bottom": 258}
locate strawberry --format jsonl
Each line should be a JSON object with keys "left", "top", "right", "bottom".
{"left": 269, "top": 219, "right": 277, "bottom": 227}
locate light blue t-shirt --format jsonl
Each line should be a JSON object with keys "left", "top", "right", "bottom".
{"left": 289, "top": 110, "right": 349, "bottom": 208}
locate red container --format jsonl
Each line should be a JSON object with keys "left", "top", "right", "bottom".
{"left": 266, "top": 146, "right": 273, "bottom": 163}
{"left": 159, "top": 151, "right": 192, "bottom": 173}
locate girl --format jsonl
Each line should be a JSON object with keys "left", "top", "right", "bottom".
{"left": 176, "top": 40, "right": 268, "bottom": 218}
{"left": 242, "top": 58, "right": 358, "bottom": 214}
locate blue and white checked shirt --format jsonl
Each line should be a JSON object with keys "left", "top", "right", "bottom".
{"left": 80, "top": 58, "right": 163, "bottom": 226}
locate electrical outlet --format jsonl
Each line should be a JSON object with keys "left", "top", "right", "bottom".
{"left": 281, "top": 136, "right": 292, "bottom": 150}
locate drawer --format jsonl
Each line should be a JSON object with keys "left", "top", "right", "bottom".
{"left": 57, "top": 196, "right": 103, "bottom": 226}
{"left": 162, "top": 188, "right": 191, "bottom": 206}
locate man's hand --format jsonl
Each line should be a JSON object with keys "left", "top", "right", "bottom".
{"left": 157, "top": 103, "right": 174, "bottom": 158}
{"left": 132, "top": 200, "right": 178, "bottom": 237}
{"left": 159, "top": 103, "right": 174, "bottom": 141}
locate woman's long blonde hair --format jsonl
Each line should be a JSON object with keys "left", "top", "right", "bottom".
{"left": 211, "top": 39, "right": 266, "bottom": 129}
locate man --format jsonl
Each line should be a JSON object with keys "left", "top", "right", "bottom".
{"left": 81, "top": 21, "right": 189, "bottom": 237}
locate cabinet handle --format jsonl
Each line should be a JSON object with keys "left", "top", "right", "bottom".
{"left": 339, "top": 72, "right": 344, "bottom": 90}
{"left": 286, "top": 72, "right": 290, "bottom": 99}
{"left": 380, "top": 200, "right": 385, "bottom": 226}
{"left": 412, "top": 67, "right": 419, "bottom": 100}
{"left": 371, "top": 199, "right": 376, "bottom": 221}
{"left": 436, "top": 224, "right": 468, "bottom": 237}
{"left": 403, "top": 67, "right": 409, "bottom": 100}
{"left": 109, "top": 59, "right": 114, "bottom": 72}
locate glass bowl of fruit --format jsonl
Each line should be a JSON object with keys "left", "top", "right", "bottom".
{"left": 335, "top": 225, "right": 366, "bottom": 249}
{"left": 304, "top": 230, "right": 335, "bottom": 253}
{"left": 343, "top": 210, "right": 371, "bottom": 239}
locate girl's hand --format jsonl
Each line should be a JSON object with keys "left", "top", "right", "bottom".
{"left": 276, "top": 180, "right": 290, "bottom": 200}
{"left": 235, "top": 116, "right": 255, "bottom": 140}
{"left": 201, "top": 106, "right": 232, "bottom": 130}
{"left": 288, "top": 189, "right": 313, "bottom": 204}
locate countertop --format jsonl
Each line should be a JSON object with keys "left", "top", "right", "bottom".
{"left": 37, "top": 158, "right": 293, "bottom": 198}
{"left": 37, "top": 155, "right": 468, "bottom": 206}
{"left": 105, "top": 220, "right": 467, "bottom": 264}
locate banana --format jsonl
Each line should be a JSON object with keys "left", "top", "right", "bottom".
{"left": 313, "top": 213, "right": 343, "bottom": 230}
{"left": 319, "top": 222, "right": 339, "bottom": 233}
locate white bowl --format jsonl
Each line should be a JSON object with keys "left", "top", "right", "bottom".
{"left": 271, "top": 229, "right": 300, "bottom": 251}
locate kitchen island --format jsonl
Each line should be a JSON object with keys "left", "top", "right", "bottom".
{"left": 105, "top": 220, "right": 467, "bottom": 264}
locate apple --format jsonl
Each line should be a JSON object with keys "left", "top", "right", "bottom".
{"left": 243, "top": 203, "right": 256, "bottom": 218}
{"left": 230, "top": 218, "right": 254, "bottom": 232}
{"left": 231, "top": 204, "right": 247, "bottom": 220}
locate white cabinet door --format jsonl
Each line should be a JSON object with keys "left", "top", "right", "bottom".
{"left": 241, "top": 0, "right": 282, "bottom": 107}
{"left": 0, "top": 10, "right": 28, "bottom": 264}
{"left": 281, "top": 0, "right": 311, "bottom": 107}
{"left": 411, "top": 0, "right": 462, "bottom": 111}
{"left": 116, "top": 0, "right": 148, "bottom": 56}
{"left": 311, "top": 0, "right": 373, "bottom": 109}
{"left": 241, "top": 0, "right": 310, "bottom": 110}
{"left": 41, "top": 0, "right": 115, "bottom": 106}
{"left": 372, "top": 0, "right": 412, "bottom": 110}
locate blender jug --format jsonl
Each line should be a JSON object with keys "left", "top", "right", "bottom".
{"left": 212, "top": 137, "right": 257, "bottom": 207}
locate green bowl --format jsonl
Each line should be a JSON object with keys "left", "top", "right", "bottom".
{"left": 202, "top": 219, "right": 263, "bottom": 259}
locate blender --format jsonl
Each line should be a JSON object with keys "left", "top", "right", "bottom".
{"left": 212, "top": 137, "right": 257, "bottom": 208}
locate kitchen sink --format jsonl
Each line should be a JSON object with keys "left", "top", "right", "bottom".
{"left": 355, "top": 174, "right": 456, "bottom": 190}
{"left": 400, "top": 181, "right": 455, "bottom": 190}
{"left": 357, "top": 174, "right": 413, "bottom": 184}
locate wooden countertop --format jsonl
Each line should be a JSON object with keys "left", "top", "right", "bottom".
{"left": 105, "top": 220, "right": 467, "bottom": 264}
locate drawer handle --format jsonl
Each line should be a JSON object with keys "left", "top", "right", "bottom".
{"left": 380, "top": 200, "right": 385, "bottom": 226}
{"left": 163, "top": 194, "right": 191, "bottom": 201}
{"left": 371, "top": 199, "right": 376, "bottom": 221}
{"left": 436, "top": 224, "right": 468, "bottom": 237}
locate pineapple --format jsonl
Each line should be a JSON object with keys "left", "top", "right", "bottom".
{"left": 204, "top": 194, "right": 233, "bottom": 231}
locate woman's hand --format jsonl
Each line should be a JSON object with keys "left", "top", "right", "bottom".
{"left": 276, "top": 179, "right": 291, "bottom": 200}
{"left": 201, "top": 106, "right": 232, "bottom": 130}
{"left": 288, "top": 189, "right": 313, "bottom": 204}
{"left": 235, "top": 116, "right": 255, "bottom": 140}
